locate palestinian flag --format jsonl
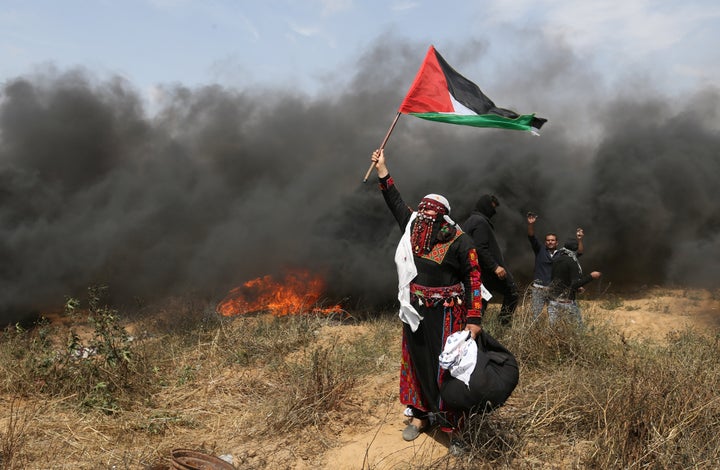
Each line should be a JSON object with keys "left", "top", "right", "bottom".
{"left": 399, "top": 46, "right": 547, "bottom": 134}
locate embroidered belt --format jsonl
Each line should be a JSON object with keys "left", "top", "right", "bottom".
{"left": 410, "top": 282, "right": 465, "bottom": 308}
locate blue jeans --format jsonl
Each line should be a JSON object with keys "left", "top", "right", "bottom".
{"left": 530, "top": 284, "right": 551, "bottom": 320}
{"left": 547, "top": 300, "right": 582, "bottom": 326}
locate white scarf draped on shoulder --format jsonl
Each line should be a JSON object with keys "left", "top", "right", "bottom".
{"left": 395, "top": 212, "right": 422, "bottom": 331}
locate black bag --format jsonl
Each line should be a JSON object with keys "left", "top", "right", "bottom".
{"left": 440, "top": 330, "right": 519, "bottom": 412}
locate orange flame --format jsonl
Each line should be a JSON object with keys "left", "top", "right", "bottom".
{"left": 216, "top": 270, "right": 342, "bottom": 317}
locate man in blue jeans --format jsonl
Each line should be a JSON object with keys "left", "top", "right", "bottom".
{"left": 527, "top": 213, "right": 584, "bottom": 321}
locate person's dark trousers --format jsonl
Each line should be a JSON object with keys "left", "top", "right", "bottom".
{"left": 481, "top": 270, "right": 519, "bottom": 325}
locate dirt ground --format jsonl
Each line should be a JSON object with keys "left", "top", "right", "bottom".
{"left": 592, "top": 287, "right": 720, "bottom": 339}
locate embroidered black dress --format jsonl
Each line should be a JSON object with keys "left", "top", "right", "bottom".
{"left": 379, "top": 174, "right": 483, "bottom": 429}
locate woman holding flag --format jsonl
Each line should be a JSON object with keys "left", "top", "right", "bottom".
{"left": 369, "top": 148, "right": 484, "bottom": 444}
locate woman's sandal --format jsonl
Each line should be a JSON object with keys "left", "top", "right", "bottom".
{"left": 402, "top": 420, "right": 428, "bottom": 441}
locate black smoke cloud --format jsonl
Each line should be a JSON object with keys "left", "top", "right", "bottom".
{"left": 1, "top": 38, "right": 719, "bottom": 323}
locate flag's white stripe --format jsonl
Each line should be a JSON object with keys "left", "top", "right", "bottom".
{"left": 449, "top": 95, "right": 477, "bottom": 115}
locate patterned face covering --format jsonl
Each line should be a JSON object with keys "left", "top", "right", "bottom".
{"left": 411, "top": 197, "right": 450, "bottom": 255}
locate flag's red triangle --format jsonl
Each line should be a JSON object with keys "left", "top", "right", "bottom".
{"left": 399, "top": 46, "right": 454, "bottom": 114}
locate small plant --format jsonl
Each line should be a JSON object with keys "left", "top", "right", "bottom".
{"left": 683, "top": 290, "right": 703, "bottom": 302}
{"left": 85, "top": 284, "right": 133, "bottom": 368}
{"left": 80, "top": 381, "right": 119, "bottom": 412}
{"left": 176, "top": 364, "right": 198, "bottom": 386}
{"left": 599, "top": 294, "right": 624, "bottom": 310}
{"left": 64, "top": 296, "right": 81, "bottom": 317}
{"left": 648, "top": 298, "right": 670, "bottom": 313}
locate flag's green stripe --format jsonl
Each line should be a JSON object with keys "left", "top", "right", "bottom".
{"left": 409, "top": 112, "right": 538, "bottom": 131}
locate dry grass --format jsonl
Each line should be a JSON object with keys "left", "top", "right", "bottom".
{"left": 440, "top": 302, "right": 720, "bottom": 469}
{"left": 1, "top": 288, "right": 720, "bottom": 469}
{"left": 0, "top": 292, "right": 397, "bottom": 469}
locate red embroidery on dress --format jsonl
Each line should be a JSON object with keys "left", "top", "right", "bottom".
{"left": 420, "top": 229, "right": 462, "bottom": 264}
{"left": 467, "top": 247, "right": 483, "bottom": 317}
{"left": 378, "top": 176, "right": 395, "bottom": 191}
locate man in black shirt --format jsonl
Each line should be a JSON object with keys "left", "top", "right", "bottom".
{"left": 549, "top": 240, "right": 601, "bottom": 325}
{"left": 462, "top": 194, "right": 519, "bottom": 325}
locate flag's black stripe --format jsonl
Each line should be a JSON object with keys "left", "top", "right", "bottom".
{"left": 434, "top": 49, "right": 546, "bottom": 130}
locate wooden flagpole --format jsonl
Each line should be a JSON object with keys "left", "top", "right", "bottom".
{"left": 362, "top": 112, "right": 402, "bottom": 183}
